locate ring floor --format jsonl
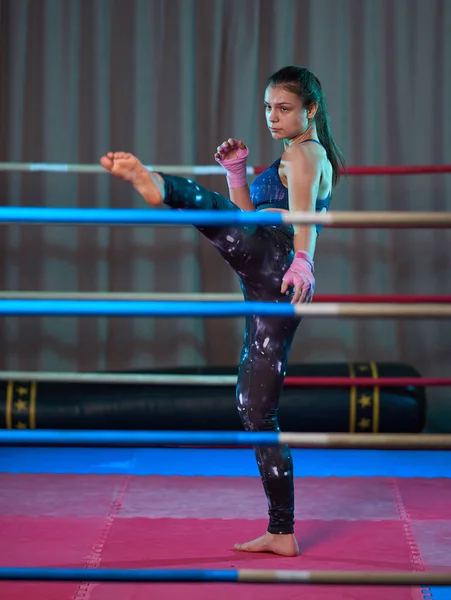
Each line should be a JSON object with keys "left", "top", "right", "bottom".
{"left": 0, "top": 447, "right": 450, "bottom": 600}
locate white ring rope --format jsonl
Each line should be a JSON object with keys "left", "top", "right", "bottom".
{"left": 280, "top": 211, "right": 451, "bottom": 227}
{"left": 0, "top": 371, "right": 236, "bottom": 386}
{"left": 0, "top": 163, "right": 239, "bottom": 175}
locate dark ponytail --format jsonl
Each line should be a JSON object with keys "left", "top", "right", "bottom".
{"left": 266, "top": 66, "right": 346, "bottom": 187}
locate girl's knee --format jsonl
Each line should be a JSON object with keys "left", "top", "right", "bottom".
{"left": 236, "top": 394, "right": 278, "bottom": 432}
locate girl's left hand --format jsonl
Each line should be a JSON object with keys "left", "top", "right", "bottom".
{"left": 281, "top": 251, "right": 315, "bottom": 304}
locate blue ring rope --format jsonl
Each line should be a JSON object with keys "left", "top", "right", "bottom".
{"left": 0, "top": 429, "right": 280, "bottom": 446}
{"left": 0, "top": 207, "right": 288, "bottom": 226}
{"left": 0, "top": 567, "right": 239, "bottom": 582}
{"left": 0, "top": 299, "right": 296, "bottom": 317}
{"left": 1, "top": 566, "right": 451, "bottom": 586}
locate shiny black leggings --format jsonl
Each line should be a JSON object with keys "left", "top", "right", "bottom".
{"left": 162, "top": 175, "right": 301, "bottom": 534}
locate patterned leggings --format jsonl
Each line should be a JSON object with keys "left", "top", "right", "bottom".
{"left": 162, "top": 175, "right": 302, "bottom": 534}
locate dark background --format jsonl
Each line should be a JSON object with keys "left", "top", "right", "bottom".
{"left": 0, "top": 0, "right": 450, "bottom": 430}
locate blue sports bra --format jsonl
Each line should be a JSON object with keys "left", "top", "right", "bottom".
{"left": 250, "top": 139, "right": 331, "bottom": 233}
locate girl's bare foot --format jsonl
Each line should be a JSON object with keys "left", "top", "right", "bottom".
{"left": 100, "top": 151, "right": 164, "bottom": 206}
{"left": 234, "top": 532, "right": 299, "bottom": 557}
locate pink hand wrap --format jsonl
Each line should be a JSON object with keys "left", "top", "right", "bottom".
{"left": 215, "top": 147, "right": 249, "bottom": 189}
{"left": 282, "top": 251, "right": 315, "bottom": 301}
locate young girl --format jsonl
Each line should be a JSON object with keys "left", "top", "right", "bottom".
{"left": 101, "top": 65, "right": 345, "bottom": 556}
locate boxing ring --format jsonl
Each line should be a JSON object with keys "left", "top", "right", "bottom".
{"left": 0, "top": 160, "right": 451, "bottom": 600}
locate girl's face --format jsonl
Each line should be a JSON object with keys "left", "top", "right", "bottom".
{"left": 264, "top": 85, "right": 314, "bottom": 141}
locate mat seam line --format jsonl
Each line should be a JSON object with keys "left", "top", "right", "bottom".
{"left": 71, "top": 475, "right": 130, "bottom": 600}
{"left": 390, "top": 478, "right": 434, "bottom": 600}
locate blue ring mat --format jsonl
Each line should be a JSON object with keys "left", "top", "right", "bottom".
{"left": 1, "top": 447, "right": 450, "bottom": 478}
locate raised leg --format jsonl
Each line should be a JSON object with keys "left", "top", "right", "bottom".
{"left": 99, "top": 153, "right": 262, "bottom": 262}
{"left": 161, "top": 174, "right": 299, "bottom": 295}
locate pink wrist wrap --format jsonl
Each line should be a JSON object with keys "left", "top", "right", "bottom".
{"left": 282, "top": 251, "right": 315, "bottom": 302}
{"left": 215, "top": 147, "right": 249, "bottom": 189}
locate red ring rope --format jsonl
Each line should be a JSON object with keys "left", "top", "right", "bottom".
{"left": 283, "top": 377, "right": 451, "bottom": 387}
{"left": 341, "top": 165, "right": 451, "bottom": 176}
{"left": 253, "top": 164, "right": 451, "bottom": 176}
{"left": 312, "top": 295, "right": 451, "bottom": 303}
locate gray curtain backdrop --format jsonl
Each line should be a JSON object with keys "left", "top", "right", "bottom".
{"left": 1, "top": 0, "right": 450, "bottom": 430}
